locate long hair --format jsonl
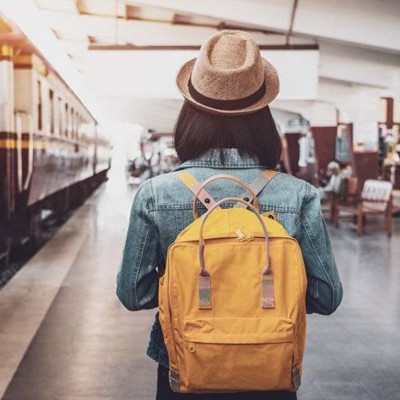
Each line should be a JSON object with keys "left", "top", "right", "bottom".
{"left": 174, "top": 102, "right": 281, "bottom": 169}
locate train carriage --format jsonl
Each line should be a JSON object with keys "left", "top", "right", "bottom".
{"left": 0, "top": 37, "right": 111, "bottom": 263}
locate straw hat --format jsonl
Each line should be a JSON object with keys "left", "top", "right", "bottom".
{"left": 176, "top": 30, "right": 280, "bottom": 116}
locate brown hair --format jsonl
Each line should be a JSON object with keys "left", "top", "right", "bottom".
{"left": 174, "top": 101, "right": 282, "bottom": 169}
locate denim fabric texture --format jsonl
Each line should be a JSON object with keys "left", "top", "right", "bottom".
{"left": 116, "top": 148, "right": 343, "bottom": 369}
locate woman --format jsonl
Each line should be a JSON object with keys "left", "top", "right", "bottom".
{"left": 117, "top": 30, "right": 343, "bottom": 399}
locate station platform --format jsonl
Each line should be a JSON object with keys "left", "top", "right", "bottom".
{"left": 0, "top": 172, "right": 399, "bottom": 400}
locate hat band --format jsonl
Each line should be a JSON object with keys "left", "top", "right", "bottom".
{"left": 188, "top": 78, "right": 266, "bottom": 111}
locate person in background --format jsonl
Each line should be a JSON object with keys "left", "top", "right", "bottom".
{"left": 319, "top": 161, "right": 342, "bottom": 200}
{"left": 117, "top": 30, "right": 343, "bottom": 400}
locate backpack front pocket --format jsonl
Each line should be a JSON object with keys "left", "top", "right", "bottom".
{"left": 181, "top": 317, "right": 295, "bottom": 392}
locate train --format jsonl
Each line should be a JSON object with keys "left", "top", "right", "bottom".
{"left": 0, "top": 36, "right": 112, "bottom": 263}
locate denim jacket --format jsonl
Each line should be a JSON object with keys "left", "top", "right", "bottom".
{"left": 116, "top": 149, "right": 343, "bottom": 368}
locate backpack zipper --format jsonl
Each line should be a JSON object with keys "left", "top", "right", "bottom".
{"left": 235, "top": 228, "right": 254, "bottom": 242}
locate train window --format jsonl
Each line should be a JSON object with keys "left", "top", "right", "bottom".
{"left": 76, "top": 114, "right": 81, "bottom": 140}
{"left": 71, "top": 107, "right": 75, "bottom": 139}
{"left": 65, "top": 103, "right": 69, "bottom": 136}
{"left": 49, "top": 89, "right": 54, "bottom": 134}
{"left": 75, "top": 112, "right": 79, "bottom": 139}
{"left": 58, "top": 97, "right": 62, "bottom": 135}
{"left": 37, "top": 80, "right": 42, "bottom": 131}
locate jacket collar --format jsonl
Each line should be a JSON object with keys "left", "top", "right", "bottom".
{"left": 174, "top": 148, "right": 263, "bottom": 170}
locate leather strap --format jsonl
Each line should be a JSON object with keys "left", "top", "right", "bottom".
{"left": 192, "top": 174, "right": 259, "bottom": 219}
{"left": 179, "top": 170, "right": 278, "bottom": 215}
{"left": 235, "top": 170, "right": 278, "bottom": 208}
{"left": 178, "top": 171, "right": 219, "bottom": 211}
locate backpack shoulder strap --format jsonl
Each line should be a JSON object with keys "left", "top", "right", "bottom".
{"left": 236, "top": 170, "right": 278, "bottom": 208}
{"left": 178, "top": 171, "right": 219, "bottom": 210}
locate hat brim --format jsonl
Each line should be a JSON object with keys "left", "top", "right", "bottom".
{"left": 176, "top": 58, "right": 280, "bottom": 116}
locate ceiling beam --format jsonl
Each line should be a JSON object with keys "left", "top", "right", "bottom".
{"left": 124, "top": 5, "right": 275, "bottom": 35}
{"left": 75, "top": 0, "right": 84, "bottom": 15}
{"left": 39, "top": 9, "right": 317, "bottom": 48}
{"left": 318, "top": 42, "right": 400, "bottom": 91}
{"left": 286, "top": 0, "right": 299, "bottom": 45}
{"left": 88, "top": 43, "right": 318, "bottom": 51}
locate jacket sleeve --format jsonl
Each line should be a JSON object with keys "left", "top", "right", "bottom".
{"left": 299, "top": 185, "right": 343, "bottom": 315}
{"left": 116, "top": 180, "right": 162, "bottom": 311}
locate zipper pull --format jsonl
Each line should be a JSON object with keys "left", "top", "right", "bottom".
{"left": 235, "top": 228, "right": 247, "bottom": 242}
{"left": 241, "top": 227, "right": 255, "bottom": 241}
{"left": 245, "top": 231, "right": 255, "bottom": 241}
{"left": 235, "top": 228, "right": 254, "bottom": 242}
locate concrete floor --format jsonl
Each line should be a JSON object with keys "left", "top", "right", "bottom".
{"left": 1, "top": 170, "right": 399, "bottom": 400}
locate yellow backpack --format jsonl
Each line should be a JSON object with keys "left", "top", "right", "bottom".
{"left": 159, "top": 173, "right": 307, "bottom": 393}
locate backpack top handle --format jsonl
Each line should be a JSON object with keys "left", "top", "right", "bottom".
{"left": 197, "top": 197, "right": 274, "bottom": 310}
{"left": 192, "top": 174, "right": 259, "bottom": 219}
